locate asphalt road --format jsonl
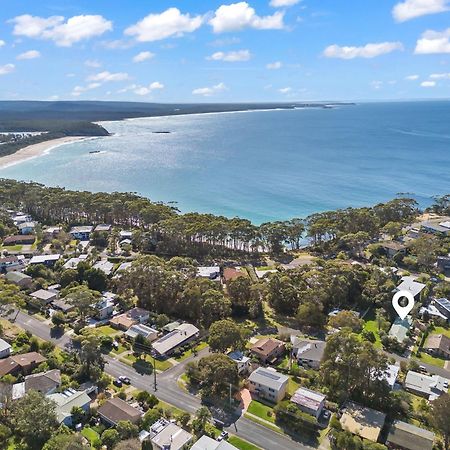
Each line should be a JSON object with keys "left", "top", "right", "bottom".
{"left": 9, "top": 311, "right": 314, "bottom": 450}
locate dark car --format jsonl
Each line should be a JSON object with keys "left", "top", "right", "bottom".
{"left": 119, "top": 376, "right": 131, "bottom": 385}
{"left": 113, "top": 378, "right": 123, "bottom": 387}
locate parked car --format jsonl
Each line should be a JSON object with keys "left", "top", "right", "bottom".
{"left": 119, "top": 376, "right": 131, "bottom": 385}
{"left": 113, "top": 378, "right": 123, "bottom": 387}
{"left": 217, "top": 431, "right": 229, "bottom": 442}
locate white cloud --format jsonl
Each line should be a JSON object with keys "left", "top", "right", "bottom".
{"left": 125, "top": 8, "right": 203, "bottom": 42}
{"left": 267, "top": 61, "right": 282, "bottom": 69}
{"left": 149, "top": 81, "right": 164, "bottom": 90}
{"left": 430, "top": 72, "right": 450, "bottom": 79}
{"left": 85, "top": 59, "right": 102, "bottom": 68}
{"left": 405, "top": 74, "right": 419, "bottom": 80}
{"left": 10, "top": 14, "right": 112, "bottom": 47}
{"left": 16, "top": 49, "right": 41, "bottom": 60}
{"left": 118, "top": 82, "right": 164, "bottom": 96}
{"left": 415, "top": 28, "right": 450, "bottom": 54}
{"left": 278, "top": 87, "right": 292, "bottom": 93}
{"left": 192, "top": 82, "right": 227, "bottom": 96}
{"left": 0, "top": 64, "right": 15, "bottom": 75}
{"left": 323, "top": 42, "right": 404, "bottom": 59}
{"left": 208, "top": 49, "right": 251, "bottom": 62}
{"left": 370, "top": 80, "right": 383, "bottom": 89}
{"left": 0, "top": 40, "right": 5, "bottom": 47}
{"left": 133, "top": 51, "right": 155, "bottom": 63}
{"left": 209, "top": 2, "right": 284, "bottom": 33}
{"left": 421, "top": 80, "right": 436, "bottom": 87}
{"left": 87, "top": 71, "right": 129, "bottom": 82}
{"left": 101, "top": 39, "right": 134, "bottom": 50}
{"left": 392, "top": 0, "right": 449, "bottom": 22}
{"left": 71, "top": 82, "right": 102, "bottom": 96}
{"left": 270, "top": 0, "right": 301, "bottom": 7}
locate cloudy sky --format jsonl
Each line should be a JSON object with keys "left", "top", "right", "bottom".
{"left": 1, "top": 0, "right": 450, "bottom": 102}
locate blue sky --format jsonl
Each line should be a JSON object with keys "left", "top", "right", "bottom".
{"left": 0, "top": 0, "right": 449, "bottom": 102}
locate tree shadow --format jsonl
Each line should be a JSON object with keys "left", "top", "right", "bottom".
{"left": 132, "top": 359, "right": 153, "bottom": 375}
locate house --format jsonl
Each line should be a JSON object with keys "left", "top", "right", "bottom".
{"left": 0, "top": 256, "right": 25, "bottom": 273}
{"left": 0, "top": 352, "right": 47, "bottom": 377}
{"left": 388, "top": 316, "right": 413, "bottom": 343}
{"left": 419, "top": 304, "right": 447, "bottom": 321}
{"left": 0, "top": 338, "right": 11, "bottom": 359}
{"left": 18, "top": 222, "right": 35, "bottom": 235}
{"left": 420, "top": 217, "right": 450, "bottom": 236}
{"left": 12, "top": 213, "right": 32, "bottom": 225}
{"left": 110, "top": 307, "right": 150, "bottom": 330}
{"left": 30, "top": 289, "right": 58, "bottom": 306}
{"left": 197, "top": 266, "right": 221, "bottom": 280}
{"left": 29, "top": 254, "right": 61, "bottom": 267}
{"left": 394, "top": 276, "right": 426, "bottom": 300}
{"left": 291, "top": 387, "right": 326, "bottom": 418}
{"left": 380, "top": 241, "right": 406, "bottom": 258}
{"left": 0, "top": 358, "right": 19, "bottom": 377}
{"left": 3, "top": 235, "right": 36, "bottom": 246}
{"left": 223, "top": 267, "right": 245, "bottom": 283}
{"left": 119, "top": 230, "right": 133, "bottom": 240}
{"left": 423, "top": 334, "right": 450, "bottom": 359}
{"left": 116, "top": 261, "right": 133, "bottom": 273}
{"left": 47, "top": 389, "right": 91, "bottom": 425}
{"left": 340, "top": 402, "right": 386, "bottom": 442}
{"left": 432, "top": 298, "right": 450, "bottom": 320}
{"left": 437, "top": 256, "right": 450, "bottom": 273}
{"left": 94, "top": 224, "right": 111, "bottom": 232}
{"left": 378, "top": 364, "right": 400, "bottom": 390}
{"left": 250, "top": 337, "right": 285, "bottom": 364}
{"left": 291, "top": 338, "right": 326, "bottom": 369}
{"left": 43, "top": 226, "right": 62, "bottom": 237}
{"left": 404, "top": 371, "right": 449, "bottom": 400}
{"left": 228, "top": 350, "right": 252, "bottom": 375}
{"left": 51, "top": 298, "right": 75, "bottom": 313}
{"left": 162, "top": 321, "right": 181, "bottom": 333}
{"left": 148, "top": 418, "right": 193, "bottom": 450}
{"left": 69, "top": 226, "right": 93, "bottom": 241}
{"left": 152, "top": 323, "right": 199, "bottom": 357}
{"left": 248, "top": 367, "right": 289, "bottom": 403}
{"left": 5, "top": 271, "right": 32, "bottom": 288}
{"left": 98, "top": 397, "right": 142, "bottom": 426}
{"left": 93, "top": 260, "right": 115, "bottom": 276}
{"left": 386, "top": 420, "right": 435, "bottom": 450}
{"left": 94, "top": 297, "right": 114, "bottom": 320}
{"left": 12, "top": 369, "right": 61, "bottom": 399}
{"left": 125, "top": 324, "right": 159, "bottom": 342}
{"left": 63, "top": 255, "right": 88, "bottom": 269}
{"left": 191, "top": 435, "right": 239, "bottom": 450}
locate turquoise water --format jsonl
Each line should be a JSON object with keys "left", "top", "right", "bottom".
{"left": 1, "top": 101, "right": 449, "bottom": 223}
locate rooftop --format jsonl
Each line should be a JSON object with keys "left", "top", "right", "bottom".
{"left": 152, "top": 323, "right": 199, "bottom": 355}
{"left": 191, "top": 435, "right": 238, "bottom": 450}
{"left": 248, "top": 367, "right": 289, "bottom": 391}
{"left": 387, "top": 420, "right": 435, "bottom": 450}
{"left": 150, "top": 418, "right": 193, "bottom": 450}
{"left": 340, "top": 402, "right": 386, "bottom": 442}
{"left": 405, "top": 371, "right": 449, "bottom": 400}
{"left": 388, "top": 316, "right": 413, "bottom": 343}
{"left": 47, "top": 389, "right": 91, "bottom": 423}
{"left": 291, "top": 387, "right": 326, "bottom": 412}
{"left": 395, "top": 276, "right": 426, "bottom": 298}
{"left": 98, "top": 397, "right": 142, "bottom": 425}
{"left": 291, "top": 337, "right": 326, "bottom": 362}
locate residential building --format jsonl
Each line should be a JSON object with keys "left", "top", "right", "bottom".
{"left": 3, "top": 235, "right": 36, "bottom": 246}
{"left": 250, "top": 337, "right": 285, "bottom": 364}
{"left": 248, "top": 367, "right": 288, "bottom": 403}
{"left": 69, "top": 226, "right": 93, "bottom": 241}
{"left": 119, "top": 230, "right": 133, "bottom": 240}
{"left": 291, "top": 338, "right": 326, "bottom": 369}
{"left": 0, "top": 338, "right": 11, "bottom": 359}
{"left": 29, "top": 254, "right": 61, "bottom": 267}
{"left": 0, "top": 256, "right": 24, "bottom": 273}
{"left": 0, "top": 357, "right": 19, "bottom": 377}
{"left": 93, "top": 260, "right": 114, "bottom": 276}
{"left": 340, "top": 402, "right": 386, "bottom": 442}
{"left": 12, "top": 213, "right": 32, "bottom": 225}
{"left": 110, "top": 307, "right": 149, "bottom": 330}
{"left": 152, "top": 323, "right": 199, "bottom": 357}
{"left": 394, "top": 276, "right": 426, "bottom": 300}
{"left": 94, "top": 297, "right": 114, "bottom": 320}
{"left": 51, "top": 298, "right": 75, "bottom": 313}
{"left": 378, "top": 364, "right": 400, "bottom": 390}
{"left": 12, "top": 369, "right": 60, "bottom": 399}
{"left": 98, "top": 397, "right": 142, "bottom": 426}
{"left": 43, "top": 226, "right": 61, "bottom": 237}
{"left": 388, "top": 316, "right": 413, "bottom": 343}
{"left": 228, "top": 350, "right": 252, "bottom": 375}
{"left": 380, "top": 241, "right": 406, "bottom": 258}
{"left": 18, "top": 222, "right": 35, "bottom": 235}
{"left": 63, "top": 255, "right": 88, "bottom": 269}
{"left": 432, "top": 298, "right": 450, "bottom": 320}
{"left": 222, "top": 267, "right": 245, "bottom": 283}
{"left": 4, "top": 271, "right": 32, "bottom": 288}
{"left": 47, "top": 389, "right": 91, "bottom": 425}
{"left": 125, "top": 324, "right": 159, "bottom": 342}
{"left": 30, "top": 289, "right": 58, "bottom": 306}
{"left": 94, "top": 224, "right": 111, "bottom": 232}
{"left": 404, "top": 371, "right": 449, "bottom": 400}
{"left": 290, "top": 387, "right": 326, "bottom": 418}
{"left": 420, "top": 218, "right": 450, "bottom": 236}
{"left": 162, "top": 321, "right": 181, "bottom": 333}
{"left": 197, "top": 266, "right": 221, "bottom": 280}
{"left": 0, "top": 352, "right": 47, "bottom": 377}
{"left": 424, "top": 334, "right": 450, "bottom": 358}
{"left": 437, "top": 256, "right": 450, "bottom": 273}
{"left": 191, "top": 435, "right": 239, "bottom": 450}
{"left": 386, "top": 420, "right": 435, "bottom": 450}
{"left": 149, "top": 418, "right": 193, "bottom": 450}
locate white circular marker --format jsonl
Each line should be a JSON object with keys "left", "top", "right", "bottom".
{"left": 392, "top": 290, "right": 415, "bottom": 320}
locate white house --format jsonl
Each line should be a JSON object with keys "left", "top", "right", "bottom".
{"left": 69, "top": 226, "right": 93, "bottom": 241}
{"left": 0, "top": 338, "right": 11, "bottom": 359}
{"left": 248, "top": 367, "right": 288, "bottom": 403}
{"left": 228, "top": 351, "right": 252, "bottom": 375}
{"left": 125, "top": 324, "right": 159, "bottom": 342}
{"left": 149, "top": 418, "right": 193, "bottom": 450}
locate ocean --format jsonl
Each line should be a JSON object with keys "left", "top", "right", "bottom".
{"left": 1, "top": 101, "right": 449, "bottom": 224}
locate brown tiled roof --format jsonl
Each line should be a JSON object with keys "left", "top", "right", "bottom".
{"left": 3, "top": 235, "right": 36, "bottom": 245}
{"left": 0, "top": 358, "right": 19, "bottom": 376}
{"left": 251, "top": 338, "right": 284, "bottom": 357}
{"left": 98, "top": 397, "right": 142, "bottom": 425}
{"left": 11, "top": 352, "right": 47, "bottom": 368}
{"left": 25, "top": 369, "right": 60, "bottom": 393}
{"left": 425, "top": 334, "right": 450, "bottom": 353}
{"left": 223, "top": 267, "right": 245, "bottom": 282}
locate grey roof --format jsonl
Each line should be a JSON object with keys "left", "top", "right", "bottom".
{"left": 395, "top": 276, "right": 426, "bottom": 298}
{"left": 150, "top": 418, "right": 193, "bottom": 450}
{"left": 191, "top": 435, "right": 238, "bottom": 450}
{"left": 29, "top": 254, "right": 61, "bottom": 264}
{"left": 70, "top": 226, "right": 93, "bottom": 233}
{"left": 387, "top": 420, "right": 435, "bottom": 450}
{"left": 248, "top": 367, "right": 289, "bottom": 391}
{"left": 47, "top": 389, "right": 91, "bottom": 423}
{"left": 30, "top": 289, "right": 57, "bottom": 303}
{"left": 434, "top": 298, "right": 450, "bottom": 316}
{"left": 93, "top": 260, "right": 114, "bottom": 275}
{"left": 389, "top": 316, "right": 413, "bottom": 343}
{"left": 24, "top": 369, "right": 60, "bottom": 394}
{"left": 405, "top": 371, "right": 449, "bottom": 400}
{"left": 291, "top": 338, "right": 326, "bottom": 362}
{"left": 94, "top": 224, "right": 111, "bottom": 232}
{"left": 5, "top": 271, "right": 31, "bottom": 283}
{"left": 0, "top": 338, "right": 11, "bottom": 354}
{"left": 152, "top": 323, "right": 199, "bottom": 355}
{"left": 125, "top": 324, "right": 158, "bottom": 340}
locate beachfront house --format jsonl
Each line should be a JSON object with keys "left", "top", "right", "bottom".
{"left": 247, "top": 367, "right": 288, "bottom": 403}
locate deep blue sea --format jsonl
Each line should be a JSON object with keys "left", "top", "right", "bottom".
{"left": 1, "top": 101, "right": 449, "bottom": 224}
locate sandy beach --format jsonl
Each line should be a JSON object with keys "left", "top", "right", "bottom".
{"left": 0, "top": 136, "right": 88, "bottom": 169}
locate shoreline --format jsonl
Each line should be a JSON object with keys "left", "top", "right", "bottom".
{"left": 0, "top": 136, "right": 90, "bottom": 169}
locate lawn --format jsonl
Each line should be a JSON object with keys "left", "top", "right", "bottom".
{"left": 287, "top": 376, "right": 301, "bottom": 396}
{"left": 432, "top": 326, "right": 450, "bottom": 339}
{"left": 362, "top": 310, "right": 382, "bottom": 349}
{"left": 414, "top": 347, "right": 446, "bottom": 368}
{"left": 174, "top": 341, "right": 209, "bottom": 361}
{"left": 81, "top": 427, "right": 100, "bottom": 445}
{"left": 121, "top": 353, "right": 173, "bottom": 371}
{"left": 247, "top": 400, "right": 276, "bottom": 424}
{"left": 96, "top": 325, "right": 119, "bottom": 336}
{"left": 0, "top": 245, "right": 23, "bottom": 251}
{"left": 228, "top": 436, "right": 261, "bottom": 450}
{"left": 158, "top": 399, "right": 186, "bottom": 418}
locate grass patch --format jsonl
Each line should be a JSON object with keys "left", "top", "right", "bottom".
{"left": 229, "top": 436, "right": 261, "bottom": 450}
{"left": 362, "top": 309, "right": 382, "bottom": 349}
{"left": 81, "top": 427, "right": 99, "bottom": 444}
{"left": 96, "top": 325, "right": 119, "bottom": 336}
{"left": 244, "top": 413, "right": 282, "bottom": 433}
{"left": 158, "top": 399, "right": 186, "bottom": 418}
{"left": 247, "top": 400, "right": 276, "bottom": 423}
{"left": 121, "top": 353, "right": 172, "bottom": 371}
{"left": 432, "top": 326, "right": 450, "bottom": 339}
{"left": 174, "top": 341, "right": 209, "bottom": 362}
{"left": 110, "top": 344, "right": 127, "bottom": 356}
{"left": 287, "top": 376, "right": 301, "bottom": 396}
{"left": 0, "top": 245, "right": 23, "bottom": 251}
{"left": 414, "top": 348, "right": 446, "bottom": 368}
